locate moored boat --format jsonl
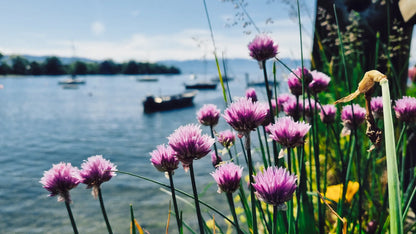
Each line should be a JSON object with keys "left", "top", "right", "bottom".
{"left": 211, "top": 75, "right": 234, "bottom": 83}
{"left": 137, "top": 76, "right": 158, "bottom": 82}
{"left": 58, "top": 76, "right": 86, "bottom": 85}
{"left": 184, "top": 82, "right": 217, "bottom": 90}
{"left": 143, "top": 91, "right": 197, "bottom": 113}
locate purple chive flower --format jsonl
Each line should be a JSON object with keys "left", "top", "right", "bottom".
{"left": 168, "top": 124, "right": 215, "bottom": 170}
{"left": 217, "top": 130, "right": 236, "bottom": 148}
{"left": 223, "top": 98, "right": 269, "bottom": 137}
{"left": 394, "top": 96, "right": 416, "bottom": 124}
{"left": 211, "top": 151, "right": 223, "bottom": 167}
{"left": 341, "top": 104, "right": 366, "bottom": 135}
{"left": 370, "top": 96, "right": 384, "bottom": 119}
{"left": 320, "top": 104, "right": 337, "bottom": 124}
{"left": 309, "top": 70, "right": 331, "bottom": 94}
{"left": 283, "top": 98, "right": 302, "bottom": 118}
{"left": 197, "top": 104, "right": 221, "bottom": 127}
{"left": 248, "top": 34, "right": 278, "bottom": 62}
{"left": 268, "top": 116, "right": 311, "bottom": 148}
{"left": 245, "top": 88, "right": 258, "bottom": 102}
{"left": 287, "top": 67, "right": 313, "bottom": 96}
{"left": 40, "top": 162, "right": 81, "bottom": 203}
{"left": 80, "top": 155, "right": 117, "bottom": 198}
{"left": 211, "top": 162, "right": 243, "bottom": 194}
{"left": 252, "top": 166, "right": 297, "bottom": 208}
{"left": 277, "top": 93, "right": 296, "bottom": 112}
{"left": 150, "top": 144, "right": 179, "bottom": 174}
{"left": 408, "top": 67, "right": 416, "bottom": 82}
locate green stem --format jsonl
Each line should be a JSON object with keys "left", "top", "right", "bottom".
{"left": 189, "top": 163, "right": 205, "bottom": 234}
{"left": 287, "top": 147, "right": 292, "bottom": 173}
{"left": 65, "top": 201, "right": 79, "bottom": 234}
{"left": 117, "top": 171, "right": 235, "bottom": 226}
{"left": 262, "top": 60, "right": 279, "bottom": 166}
{"left": 257, "top": 128, "right": 268, "bottom": 168}
{"left": 238, "top": 184, "right": 253, "bottom": 231}
{"left": 210, "top": 125, "right": 220, "bottom": 166}
{"left": 201, "top": 0, "right": 227, "bottom": 104}
{"left": 263, "top": 126, "right": 272, "bottom": 167}
{"left": 380, "top": 78, "right": 403, "bottom": 234}
{"left": 337, "top": 134, "right": 356, "bottom": 234}
{"left": 245, "top": 132, "right": 258, "bottom": 234}
{"left": 227, "top": 148, "right": 234, "bottom": 161}
{"left": 396, "top": 124, "right": 407, "bottom": 193}
{"left": 273, "top": 205, "right": 278, "bottom": 234}
{"left": 333, "top": 4, "right": 351, "bottom": 94}
{"left": 98, "top": 187, "right": 113, "bottom": 234}
{"left": 168, "top": 171, "right": 182, "bottom": 232}
{"left": 402, "top": 179, "right": 416, "bottom": 223}
{"left": 226, "top": 193, "right": 242, "bottom": 234}
{"left": 396, "top": 124, "right": 407, "bottom": 153}
{"left": 324, "top": 126, "right": 330, "bottom": 193}
{"left": 130, "top": 204, "right": 136, "bottom": 234}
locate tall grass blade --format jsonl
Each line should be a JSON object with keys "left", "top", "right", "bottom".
{"left": 380, "top": 78, "right": 403, "bottom": 234}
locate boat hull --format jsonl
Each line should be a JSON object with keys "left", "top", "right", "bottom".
{"left": 185, "top": 83, "right": 217, "bottom": 90}
{"left": 58, "top": 78, "right": 86, "bottom": 85}
{"left": 143, "top": 91, "right": 197, "bottom": 113}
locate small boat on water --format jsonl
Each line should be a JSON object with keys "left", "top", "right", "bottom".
{"left": 245, "top": 73, "right": 279, "bottom": 87}
{"left": 246, "top": 80, "right": 279, "bottom": 87}
{"left": 61, "top": 84, "right": 79, "bottom": 89}
{"left": 184, "top": 82, "right": 217, "bottom": 90}
{"left": 143, "top": 91, "right": 197, "bottom": 113}
{"left": 211, "top": 75, "right": 234, "bottom": 83}
{"left": 136, "top": 76, "right": 158, "bottom": 82}
{"left": 58, "top": 75, "right": 86, "bottom": 85}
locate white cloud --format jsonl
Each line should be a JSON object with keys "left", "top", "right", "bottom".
{"left": 0, "top": 22, "right": 313, "bottom": 62}
{"left": 91, "top": 21, "right": 105, "bottom": 35}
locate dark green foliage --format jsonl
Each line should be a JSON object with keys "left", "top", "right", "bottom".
{"left": 11, "top": 56, "right": 29, "bottom": 75}
{"left": 29, "top": 61, "right": 43, "bottom": 75}
{"left": 0, "top": 55, "right": 180, "bottom": 76}
{"left": 43, "top": 56, "right": 65, "bottom": 75}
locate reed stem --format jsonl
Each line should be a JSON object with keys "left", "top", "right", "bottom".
{"left": 380, "top": 78, "right": 403, "bottom": 234}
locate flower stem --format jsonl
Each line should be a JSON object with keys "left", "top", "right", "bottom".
{"left": 273, "top": 205, "right": 278, "bottom": 234}
{"left": 262, "top": 60, "right": 279, "bottom": 166}
{"left": 337, "top": 134, "right": 355, "bottom": 234}
{"left": 262, "top": 126, "right": 272, "bottom": 166}
{"left": 168, "top": 171, "right": 182, "bottom": 232}
{"left": 65, "top": 201, "right": 79, "bottom": 234}
{"left": 189, "top": 163, "right": 205, "bottom": 234}
{"left": 226, "top": 192, "right": 242, "bottom": 234}
{"left": 210, "top": 125, "right": 220, "bottom": 165}
{"left": 117, "top": 170, "right": 235, "bottom": 225}
{"left": 245, "top": 133, "right": 258, "bottom": 234}
{"left": 97, "top": 187, "right": 113, "bottom": 234}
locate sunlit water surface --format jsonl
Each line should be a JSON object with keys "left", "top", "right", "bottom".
{"left": 0, "top": 74, "right": 285, "bottom": 233}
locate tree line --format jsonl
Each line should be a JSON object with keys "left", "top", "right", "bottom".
{"left": 0, "top": 53, "right": 180, "bottom": 75}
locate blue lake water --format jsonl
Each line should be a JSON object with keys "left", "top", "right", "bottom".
{"left": 0, "top": 73, "right": 283, "bottom": 233}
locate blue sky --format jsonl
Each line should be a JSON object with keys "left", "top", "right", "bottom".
{"left": 0, "top": 1, "right": 414, "bottom": 63}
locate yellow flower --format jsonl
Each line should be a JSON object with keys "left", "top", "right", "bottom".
{"left": 324, "top": 181, "right": 359, "bottom": 203}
